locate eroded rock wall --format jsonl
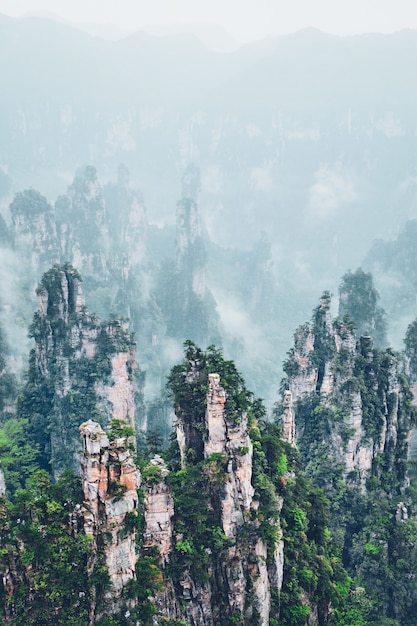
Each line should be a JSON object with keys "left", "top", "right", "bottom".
{"left": 205, "top": 373, "right": 254, "bottom": 539}
{"left": 80, "top": 420, "right": 140, "bottom": 602}
{"left": 142, "top": 455, "right": 174, "bottom": 560}
{"left": 11, "top": 189, "right": 59, "bottom": 277}
{"left": 170, "top": 371, "right": 282, "bottom": 625}
{"left": 176, "top": 164, "right": 206, "bottom": 299}
{"left": 26, "top": 264, "right": 136, "bottom": 476}
{"left": 56, "top": 166, "right": 111, "bottom": 283}
{"left": 287, "top": 296, "right": 413, "bottom": 487}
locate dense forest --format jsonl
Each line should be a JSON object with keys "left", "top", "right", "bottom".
{"left": 0, "top": 261, "right": 416, "bottom": 624}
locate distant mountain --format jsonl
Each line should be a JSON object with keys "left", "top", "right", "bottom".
{"left": 22, "top": 10, "right": 134, "bottom": 40}
{"left": 20, "top": 11, "right": 241, "bottom": 50}
{"left": 144, "top": 20, "right": 241, "bottom": 52}
{"left": 213, "top": 27, "right": 417, "bottom": 116}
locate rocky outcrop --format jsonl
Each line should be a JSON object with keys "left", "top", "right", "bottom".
{"left": 176, "top": 164, "right": 206, "bottom": 298}
{"left": 23, "top": 264, "right": 136, "bottom": 476}
{"left": 80, "top": 419, "right": 140, "bottom": 604}
{"left": 332, "top": 323, "right": 372, "bottom": 478}
{"left": 334, "top": 332, "right": 408, "bottom": 485}
{"left": 10, "top": 189, "right": 59, "bottom": 276}
{"left": 142, "top": 455, "right": 174, "bottom": 559}
{"left": 205, "top": 373, "right": 254, "bottom": 539}
{"left": 171, "top": 366, "right": 282, "bottom": 625}
{"left": 286, "top": 294, "right": 413, "bottom": 487}
{"left": 176, "top": 165, "right": 201, "bottom": 259}
{"left": 8, "top": 165, "right": 150, "bottom": 333}
{"left": 95, "top": 340, "right": 136, "bottom": 430}
{"left": 0, "top": 468, "right": 5, "bottom": 496}
{"left": 56, "top": 166, "right": 111, "bottom": 283}
{"left": 100, "top": 164, "right": 148, "bottom": 298}
{"left": 281, "top": 389, "right": 295, "bottom": 444}
{"left": 287, "top": 323, "right": 317, "bottom": 398}
{"left": 112, "top": 164, "right": 147, "bottom": 270}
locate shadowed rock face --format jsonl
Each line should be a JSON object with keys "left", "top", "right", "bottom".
{"left": 11, "top": 189, "right": 60, "bottom": 277}
{"left": 176, "top": 165, "right": 207, "bottom": 299}
{"left": 285, "top": 294, "right": 413, "bottom": 488}
{"left": 56, "top": 166, "right": 111, "bottom": 283}
{"left": 25, "top": 263, "right": 136, "bottom": 476}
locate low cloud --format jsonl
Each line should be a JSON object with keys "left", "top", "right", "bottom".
{"left": 308, "top": 163, "right": 357, "bottom": 219}
{"left": 0, "top": 247, "right": 32, "bottom": 374}
{"left": 211, "top": 285, "right": 271, "bottom": 361}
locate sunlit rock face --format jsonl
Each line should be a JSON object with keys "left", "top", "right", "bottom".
{"left": 28, "top": 264, "right": 136, "bottom": 476}
{"left": 0, "top": 468, "right": 6, "bottom": 496}
{"left": 205, "top": 373, "right": 254, "bottom": 539}
{"left": 143, "top": 455, "right": 174, "bottom": 560}
{"left": 281, "top": 389, "right": 295, "bottom": 444}
{"left": 288, "top": 325, "right": 317, "bottom": 398}
{"left": 95, "top": 340, "right": 136, "bottom": 430}
{"left": 205, "top": 372, "right": 227, "bottom": 455}
{"left": 80, "top": 420, "right": 140, "bottom": 600}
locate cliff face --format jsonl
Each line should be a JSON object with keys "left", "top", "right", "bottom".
{"left": 0, "top": 420, "right": 140, "bottom": 625}
{"left": 10, "top": 189, "right": 59, "bottom": 276}
{"left": 176, "top": 164, "right": 206, "bottom": 298}
{"left": 284, "top": 293, "right": 412, "bottom": 487}
{"left": 204, "top": 373, "right": 255, "bottom": 539}
{"left": 19, "top": 264, "right": 136, "bottom": 476}
{"left": 142, "top": 454, "right": 174, "bottom": 559}
{"left": 280, "top": 291, "right": 417, "bottom": 624}
{"left": 0, "top": 468, "right": 5, "bottom": 495}
{"left": 56, "top": 166, "right": 110, "bottom": 283}
{"left": 153, "top": 164, "right": 220, "bottom": 351}
{"left": 56, "top": 164, "right": 148, "bottom": 295}
{"left": 80, "top": 420, "right": 140, "bottom": 605}
{"left": 104, "top": 163, "right": 148, "bottom": 272}
{"left": 5, "top": 164, "right": 224, "bottom": 449}
{"left": 0, "top": 260, "right": 142, "bottom": 624}
{"left": 52, "top": 342, "right": 285, "bottom": 626}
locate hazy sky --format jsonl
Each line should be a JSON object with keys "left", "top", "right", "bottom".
{"left": 1, "top": 0, "right": 417, "bottom": 41}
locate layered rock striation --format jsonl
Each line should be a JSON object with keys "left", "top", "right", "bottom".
{"left": 80, "top": 419, "right": 140, "bottom": 602}
{"left": 204, "top": 372, "right": 255, "bottom": 539}
{"left": 142, "top": 454, "right": 174, "bottom": 560}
